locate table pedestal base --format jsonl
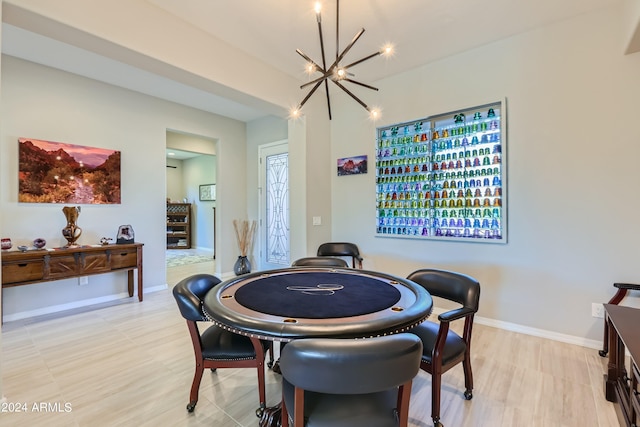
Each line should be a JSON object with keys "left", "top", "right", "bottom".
{"left": 258, "top": 402, "right": 282, "bottom": 427}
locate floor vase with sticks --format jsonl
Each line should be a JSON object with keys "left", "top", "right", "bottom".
{"left": 233, "top": 220, "right": 256, "bottom": 276}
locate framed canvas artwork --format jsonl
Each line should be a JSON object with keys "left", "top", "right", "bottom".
{"left": 18, "top": 138, "right": 121, "bottom": 204}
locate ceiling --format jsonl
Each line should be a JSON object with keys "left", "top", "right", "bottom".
{"left": 166, "top": 148, "right": 204, "bottom": 161}
{"left": 1, "top": 0, "right": 622, "bottom": 122}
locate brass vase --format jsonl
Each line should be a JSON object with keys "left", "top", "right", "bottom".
{"left": 62, "top": 206, "right": 82, "bottom": 247}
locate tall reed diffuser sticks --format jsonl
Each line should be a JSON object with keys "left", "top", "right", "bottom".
{"left": 233, "top": 220, "right": 256, "bottom": 275}
{"left": 233, "top": 219, "right": 257, "bottom": 257}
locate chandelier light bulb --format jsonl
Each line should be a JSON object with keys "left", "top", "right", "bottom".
{"left": 306, "top": 62, "right": 316, "bottom": 74}
{"left": 290, "top": 107, "right": 303, "bottom": 119}
{"left": 314, "top": 2, "right": 322, "bottom": 15}
{"left": 381, "top": 44, "right": 394, "bottom": 57}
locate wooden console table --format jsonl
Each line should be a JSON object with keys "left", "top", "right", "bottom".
{"left": 604, "top": 304, "right": 640, "bottom": 427}
{"left": 1, "top": 243, "right": 143, "bottom": 322}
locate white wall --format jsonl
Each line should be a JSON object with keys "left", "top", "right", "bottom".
{"left": 329, "top": 5, "right": 640, "bottom": 343}
{"left": 0, "top": 56, "right": 247, "bottom": 318}
{"left": 165, "top": 157, "right": 185, "bottom": 201}
{"left": 183, "top": 154, "right": 216, "bottom": 251}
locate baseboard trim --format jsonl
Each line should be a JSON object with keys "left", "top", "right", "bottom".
{"left": 2, "top": 284, "right": 168, "bottom": 323}
{"left": 430, "top": 306, "right": 602, "bottom": 350}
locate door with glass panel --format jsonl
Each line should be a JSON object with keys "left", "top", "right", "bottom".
{"left": 258, "top": 141, "right": 289, "bottom": 270}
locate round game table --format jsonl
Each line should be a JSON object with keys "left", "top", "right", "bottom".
{"left": 202, "top": 266, "right": 433, "bottom": 342}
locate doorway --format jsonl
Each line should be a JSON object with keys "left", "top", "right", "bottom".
{"left": 258, "top": 140, "right": 289, "bottom": 270}
{"left": 165, "top": 131, "right": 217, "bottom": 277}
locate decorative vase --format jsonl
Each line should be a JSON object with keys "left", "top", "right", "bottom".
{"left": 233, "top": 256, "right": 251, "bottom": 276}
{"left": 62, "top": 206, "right": 82, "bottom": 247}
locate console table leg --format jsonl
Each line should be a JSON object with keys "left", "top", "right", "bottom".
{"left": 605, "top": 313, "right": 619, "bottom": 401}
{"left": 137, "top": 245, "right": 143, "bottom": 301}
{"left": 127, "top": 269, "right": 134, "bottom": 297}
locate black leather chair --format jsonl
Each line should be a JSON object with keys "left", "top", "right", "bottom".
{"left": 406, "top": 269, "right": 481, "bottom": 427}
{"left": 316, "top": 242, "right": 363, "bottom": 269}
{"left": 172, "top": 274, "right": 273, "bottom": 414}
{"left": 291, "top": 256, "right": 349, "bottom": 268}
{"left": 279, "top": 334, "right": 422, "bottom": 427}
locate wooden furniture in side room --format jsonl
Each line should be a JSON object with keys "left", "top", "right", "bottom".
{"left": 1, "top": 243, "right": 143, "bottom": 322}
{"left": 603, "top": 304, "right": 640, "bottom": 427}
{"left": 167, "top": 203, "right": 191, "bottom": 249}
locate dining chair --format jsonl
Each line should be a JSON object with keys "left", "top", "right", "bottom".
{"left": 316, "top": 242, "right": 363, "bottom": 269}
{"left": 172, "top": 273, "right": 273, "bottom": 414}
{"left": 291, "top": 256, "right": 349, "bottom": 268}
{"left": 406, "top": 268, "right": 481, "bottom": 427}
{"left": 278, "top": 334, "right": 423, "bottom": 427}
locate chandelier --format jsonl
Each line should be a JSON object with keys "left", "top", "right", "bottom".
{"left": 291, "top": 1, "right": 393, "bottom": 120}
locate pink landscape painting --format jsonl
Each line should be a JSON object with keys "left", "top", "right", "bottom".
{"left": 18, "top": 138, "right": 121, "bottom": 204}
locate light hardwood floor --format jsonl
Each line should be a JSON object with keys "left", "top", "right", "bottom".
{"left": 1, "top": 260, "right": 620, "bottom": 427}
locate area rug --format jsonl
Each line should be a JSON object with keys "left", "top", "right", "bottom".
{"left": 166, "top": 251, "right": 214, "bottom": 268}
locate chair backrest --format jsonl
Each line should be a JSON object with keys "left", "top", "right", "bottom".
{"left": 279, "top": 334, "right": 422, "bottom": 395}
{"left": 291, "top": 256, "right": 349, "bottom": 268}
{"left": 316, "top": 242, "right": 363, "bottom": 268}
{"left": 407, "top": 269, "right": 480, "bottom": 312}
{"left": 172, "top": 274, "right": 222, "bottom": 322}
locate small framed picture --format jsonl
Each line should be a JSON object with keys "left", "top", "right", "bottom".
{"left": 337, "top": 155, "right": 368, "bottom": 176}
{"left": 199, "top": 184, "right": 216, "bottom": 201}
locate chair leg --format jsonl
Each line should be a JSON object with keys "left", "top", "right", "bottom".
{"left": 267, "top": 342, "right": 275, "bottom": 369}
{"left": 293, "top": 387, "right": 305, "bottom": 427}
{"left": 462, "top": 355, "right": 474, "bottom": 400}
{"left": 431, "top": 371, "right": 442, "bottom": 427}
{"left": 396, "top": 381, "right": 412, "bottom": 427}
{"left": 281, "top": 394, "right": 289, "bottom": 427}
{"left": 187, "top": 361, "right": 205, "bottom": 412}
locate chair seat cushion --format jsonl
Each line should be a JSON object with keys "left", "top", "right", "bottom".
{"left": 282, "top": 379, "right": 400, "bottom": 427}
{"left": 200, "top": 325, "right": 267, "bottom": 360}
{"left": 410, "top": 320, "right": 466, "bottom": 366}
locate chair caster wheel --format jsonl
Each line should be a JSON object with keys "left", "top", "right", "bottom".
{"left": 267, "top": 360, "right": 274, "bottom": 369}
{"left": 210, "top": 368, "right": 217, "bottom": 372}
{"left": 464, "top": 390, "right": 473, "bottom": 400}
{"left": 433, "top": 419, "right": 443, "bottom": 427}
{"left": 599, "top": 350, "right": 608, "bottom": 357}
{"left": 255, "top": 403, "right": 266, "bottom": 418}
{"left": 186, "top": 401, "right": 196, "bottom": 412}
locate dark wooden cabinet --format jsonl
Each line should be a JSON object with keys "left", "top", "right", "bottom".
{"left": 167, "top": 203, "right": 191, "bottom": 249}
{"left": 1, "top": 243, "right": 143, "bottom": 322}
{"left": 604, "top": 304, "right": 640, "bottom": 426}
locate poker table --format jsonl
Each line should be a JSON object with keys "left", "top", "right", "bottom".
{"left": 202, "top": 266, "right": 433, "bottom": 342}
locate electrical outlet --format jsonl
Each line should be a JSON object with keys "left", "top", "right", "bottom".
{"left": 592, "top": 303, "right": 604, "bottom": 318}
{"left": 79, "top": 276, "right": 89, "bottom": 286}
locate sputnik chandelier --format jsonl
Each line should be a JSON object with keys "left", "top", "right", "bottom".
{"left": 291, "top": 0, "right": 393, "bottom": 120}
